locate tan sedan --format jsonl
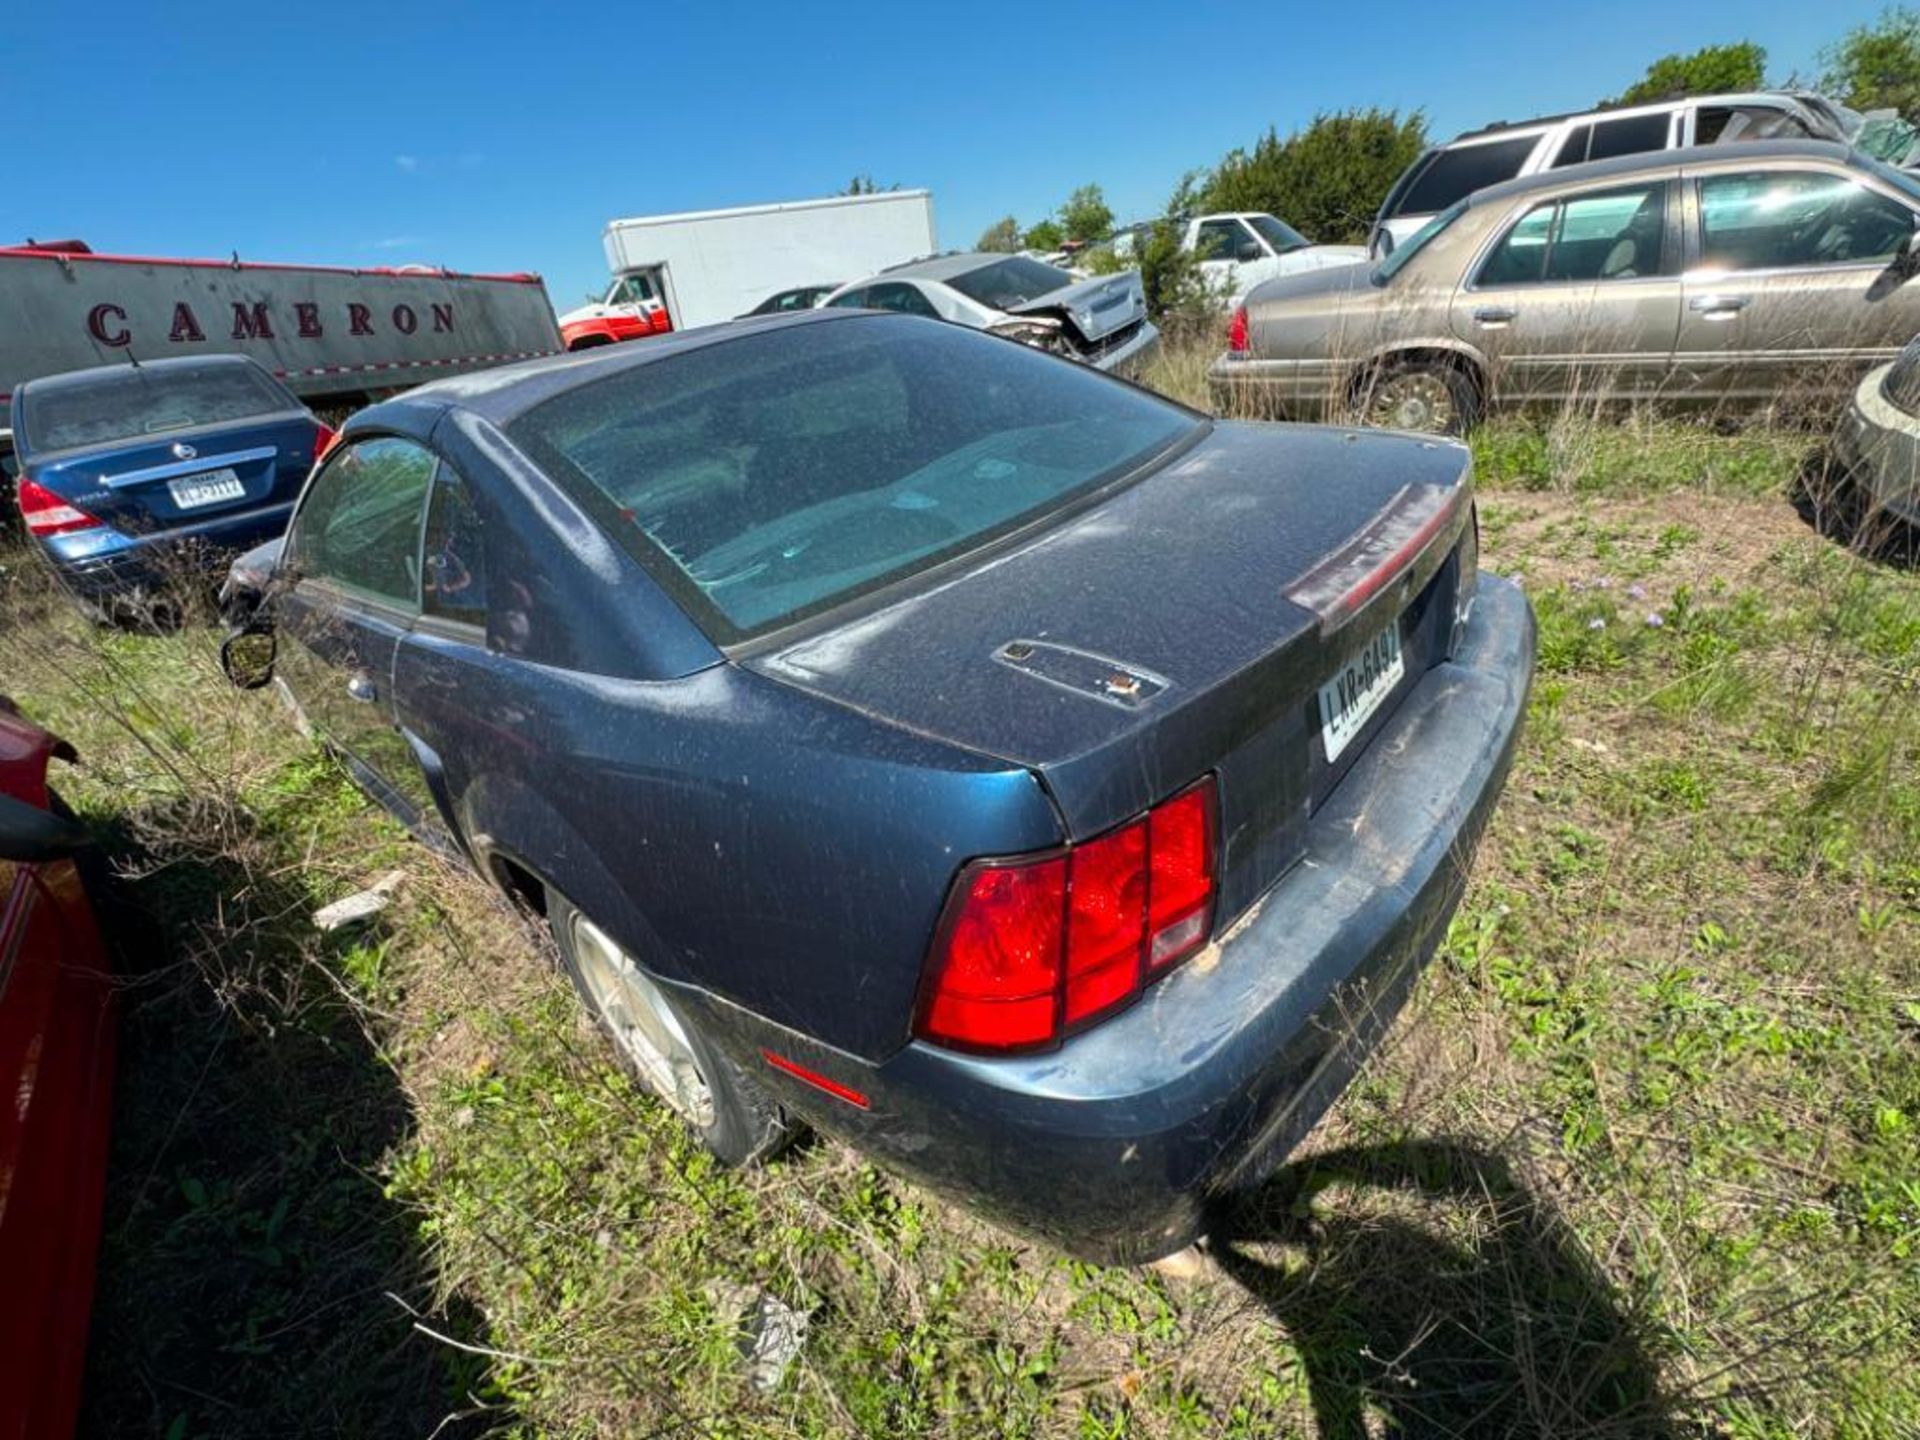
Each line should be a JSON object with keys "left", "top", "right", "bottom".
{"left": 1211, "top": 139, "right": 1920, "bottom": 434}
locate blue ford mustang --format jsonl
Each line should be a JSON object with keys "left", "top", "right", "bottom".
{"left": 11, "top": 355, "right": 328, "bottom": 614}
{"left": 224, "top": 311, "right": 1535, "bottom": 1263}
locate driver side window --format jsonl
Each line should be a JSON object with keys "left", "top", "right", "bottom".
{"left": 1698, "top": 171, "right": 1916, "bottom": 272}
{"left": 290, "top": 437, "right": 436, "bottom": 608}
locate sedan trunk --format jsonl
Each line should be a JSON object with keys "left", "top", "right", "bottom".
{"left": 750, "top": 422, "right": 1474, "bottom": 923}
{"left": 25, "top": 416, "right": 318, "bottom": 536}
{"left": 1004, "top": 271, "right": 1149, "bottom": 347}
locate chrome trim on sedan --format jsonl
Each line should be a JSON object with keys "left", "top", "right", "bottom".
{"left": 101, "top": 445, "right": 279, "bottom": 489}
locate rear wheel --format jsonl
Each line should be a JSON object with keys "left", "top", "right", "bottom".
{"left": 549, "top": 892, "right": 790, "bottom": 1166}
{"left": 1358, "top": 360, "right": 1479, "bottom": 436}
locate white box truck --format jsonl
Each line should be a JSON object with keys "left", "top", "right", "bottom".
{"left": 557, "top": 190, "right": 936, "bottom": 350}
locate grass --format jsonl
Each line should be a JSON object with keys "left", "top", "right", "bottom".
{"left": 3, "top": 333, "right": 1917, "bottom": 1438}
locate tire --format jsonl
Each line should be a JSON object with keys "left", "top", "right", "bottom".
{"left": 548, "top": 892, "right": 790, "bottom": 1166}
{"left": 1357, "top": 359, "right": 1480, "bottom": 437}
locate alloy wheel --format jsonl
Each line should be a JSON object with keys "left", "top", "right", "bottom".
{"left": 570, "top": 914, "right": 717, "bottom": 1129}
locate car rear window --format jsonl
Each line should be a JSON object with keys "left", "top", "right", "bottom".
{"left": 21, "top": 362, "right": 298, "bottom": 453}
{"left": 506, "top": 317, "right": 1200, "bottom": 642}
{"left": 943, "top": 257, "right": 1074, "bottom": 309}
{"left": 1393, "top": 136, "right": 1539, "bottom": 216}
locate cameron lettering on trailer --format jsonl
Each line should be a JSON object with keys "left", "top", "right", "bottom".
{"left": 80, "top": 298, "right": 457, "bottom": 348}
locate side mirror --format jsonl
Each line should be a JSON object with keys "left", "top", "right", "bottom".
{"left": 220, "top": 627, "right": 277, "bottom": 690}
{"left": 1235, "top": 242, "right": 1264, "bottom": 264}
{"left": 0, "top": 791, "right": 89, "bottom": 863}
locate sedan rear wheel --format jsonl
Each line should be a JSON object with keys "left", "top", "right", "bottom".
{"left": 1361, "top": 362, "right": 1478, "bottom": 437}
{"left": 549, "top": 893, "right": 790, "bottom": 1165}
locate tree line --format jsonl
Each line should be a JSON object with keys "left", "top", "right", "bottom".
{"left": 975, "top": 8, "right": 1920, "bottom": 269}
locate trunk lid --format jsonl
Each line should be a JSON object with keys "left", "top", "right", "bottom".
{"left": 749, "top": 423, "right": 1473, "bottom": 917}
{"left": 1004, "top": 270, "right": 1149, "bottom": 343}
{"left": 24, "top": 413, "right": 321, "bottom": 536}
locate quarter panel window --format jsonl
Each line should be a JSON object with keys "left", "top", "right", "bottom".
{"left": 1696, "top": 105, "right": 1812, "bottom": 144}
{"left": 1698, "top": 171, "right": 1916, "bottom": 271}
{"left": 290, "top": 437, "right": 436, "bottom": 607}
{"left": 826, "top": 287, "right": 869, "bottom": 309}
{"left": 421, "top": 463, "right": 488, "bottom": 626}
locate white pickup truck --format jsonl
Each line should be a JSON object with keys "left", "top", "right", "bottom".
{"left": 1116, "top": 212, "right": 1366, "bottom": 307}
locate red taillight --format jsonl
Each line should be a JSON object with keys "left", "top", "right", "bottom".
{"left": 1147, "top": 785, "right": 1215, "bottom": 969}
{"left": 921, "top": 855, "right": 1066, "bottom": 1051}
{"left": 15, "top": 477, "right": 102, "bottom": 537}
{"left": 312, "top": 422, "right": 340, "bottom": 464}
{"left": 916, "top": 777, "right": 1218, "bottom": 1054}
{"left": 1227, "top": 305, "right": 1249, "bottom": 354}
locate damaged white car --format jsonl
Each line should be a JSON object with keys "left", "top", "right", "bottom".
{"left": 821, "top": 254, "right": 1159, "bottom": 374}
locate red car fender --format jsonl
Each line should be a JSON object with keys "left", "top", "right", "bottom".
{"left": 0, "top": 701, "right": 114, "bottom": 1440}
{"left": 560, "top": 312, "right": 658, "bottom": 350}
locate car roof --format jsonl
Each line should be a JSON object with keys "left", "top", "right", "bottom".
{"left": 16, "top": 351, "right": 269, "bottom": 397}
{"left": 873, "top": 252, "right": 1014, "bottom": 282}
{"left": 364, "top": 309, "right": 873, "bottom": 428}
{"left": 1464, "top": 138, "right": 1859, "bottom": 210}
{"left": 1452, "top": 90, "right": 1801, "bottom": 143}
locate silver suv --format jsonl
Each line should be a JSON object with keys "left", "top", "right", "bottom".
{"left": 1371, "top": 93, "right": 1844, "bottom": 257}
{"left": 1215, "top": 141, "right": 1920, "bottom": 434}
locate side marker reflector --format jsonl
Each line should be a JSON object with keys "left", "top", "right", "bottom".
{"left": 760, "top": 1048, "right": 870, "bottom": 1109}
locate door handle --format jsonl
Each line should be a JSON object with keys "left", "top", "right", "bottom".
{"left": 1689, "top": 294, "right": 1749, "bottom": 318}
{"left": 346, "top": 673, "right": 379, "bottom": 704}
{"left": 1472, "top": 305, "right": 1517, "bottom": 327}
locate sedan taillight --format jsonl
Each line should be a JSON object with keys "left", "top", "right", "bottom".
{"left": 915, "top": 777, "right": 1218, "bottom": 1054}
{"left": 15, "top": 477, "right": 102, "bottom": 537}
{"left": 1227, "top": 305, "right": 1250, "bottom": 355}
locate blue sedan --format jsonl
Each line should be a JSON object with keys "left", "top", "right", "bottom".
{"left": 223, "top": 311, "right": 1534, "bottom": 1263}
{"left": 10, "top": 355, "right": 328, "bottom": 616}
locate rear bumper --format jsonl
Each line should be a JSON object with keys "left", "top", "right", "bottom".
{"left": 717, "top": 575, "right": 1535, "bottom": 1262}
{"left": 33, "top": 502, "right": 294, "bottom": 601}
{"left": 1208, "top": 355, "right": 1343, "bottom": 416}
{"left": 1833, "top": 365, "right": 1920, "bottom": 526}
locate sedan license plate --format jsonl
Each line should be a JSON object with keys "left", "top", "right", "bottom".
{"left": 1318, "top": 620, "right": 1405, "bottom": 762}
{"left": 168, "top": 468, "right": 244, "bottom": 509}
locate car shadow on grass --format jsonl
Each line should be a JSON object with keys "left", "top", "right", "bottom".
{"left": 1208, "top": 1138, "right": 1677, "bottom": 1440}
{"left": 1791, "top": 448, "right": 1919, "bottom": 572}
{"left": 75, "top": 810, "right": 498, "bottom": 1440}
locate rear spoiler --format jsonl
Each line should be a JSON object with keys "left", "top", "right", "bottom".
{"left": 1285, "top": 461, "right": 1474, "bottom": 635}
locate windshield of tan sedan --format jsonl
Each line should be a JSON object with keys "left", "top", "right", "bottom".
{"left": 1373, "top": 200, "right": 1468, "bottom": 284}
{"left": 507, "top": 317, "right": 1200, "bottom": 641}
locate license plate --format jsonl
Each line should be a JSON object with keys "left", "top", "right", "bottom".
{"left": 168, "top": 469, "right": 244, "bottom": 509}
{"left": 1318, "top": 620, "right": 1405, "bottom": 762}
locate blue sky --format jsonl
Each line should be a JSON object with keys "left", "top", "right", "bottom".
{"left": 3, "top": 1, "right": 1887, "bottom": 308}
